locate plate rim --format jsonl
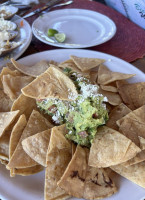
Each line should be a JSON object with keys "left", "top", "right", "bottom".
{"left": 32, "top": 8, "right": 117, "bottom": 48}
{"left": 18, "top": 49, "right": 145, "bottom": 78}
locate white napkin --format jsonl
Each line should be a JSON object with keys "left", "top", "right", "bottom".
{"left": 105, "top": 0, "right": 145, "bottom": 29}
{"left": 11, "top": 0, "right": 39, "bottom": 5}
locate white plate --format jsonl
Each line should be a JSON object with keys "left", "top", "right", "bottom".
{"left": 32, "top": 9, "right": 116, "bottom": 48}
{"left": 0, "top": 49, "right": 145, "bottom": 200}
{"left": 0, "top": 15, "right": 32, "bottom": 68}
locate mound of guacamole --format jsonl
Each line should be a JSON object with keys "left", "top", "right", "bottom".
{"left": 37, "top": 68, "right": 108, "bottom": 147}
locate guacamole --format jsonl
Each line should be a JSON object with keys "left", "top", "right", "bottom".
{"left": 37, "top": 68, "right": 108, "bottom": 147}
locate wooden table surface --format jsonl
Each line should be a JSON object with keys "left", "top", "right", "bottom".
{"left": 1, "top": 0, "right": 145, "bottom": 73}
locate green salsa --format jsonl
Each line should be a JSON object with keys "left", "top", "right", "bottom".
{"left": 37, "top": 68, "right": 108, "bottom": 147}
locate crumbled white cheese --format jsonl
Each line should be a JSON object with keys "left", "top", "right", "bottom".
{"left": 52, "top": 110, "right": 61, "bottom": 124}
{"left": 79, "top": 82, "right": 99, "bottom": 98}
{"left": 68, "top": 88, "right": 78, "bottom": 100}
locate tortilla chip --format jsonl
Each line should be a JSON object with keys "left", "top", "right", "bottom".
{"left": 106, "top": 103, "right": 132, "bottom": 130}
{"left": 11, "top": 93, "right": 38, "bottom": 120}
{"left": 10, "top": 165, "right": 44, "bottom": 177}
{"left": 0, "top": 110, "right": 19, "bottom": 137}
{"left": 98, "top": 64, "right": 135, "bottom": 85}
{"left": 70, "top": 55, "right": 105, "bottom": 72}
{"left": 48, "top": 124, "right": 70, "bottom": 153}
{"left": 99, "top": 88, "right": 122, "bottom": 106}
{"left": 0, "top": 89, "right": 13, "bottom": 112}
{"left": 11, "top": 58, "right": 49, "bottom": 77}
{"left": 58, "top": 146, "right": 117, "bottom": 199}
{"left": 0, "top": 67, "right": 23, "bottom": 89}
{"left": 117, "top": 105, "right": 145, "bottom": 148}
{"left": 123, "top": 150, "right": 145, "bottom": 167}
{"left": 100, "top": 85, "right": 118, "bottom": 93}
{"left": 7, "top": 110, "right": 53, "bottom": 169}
{"left": 22, "top": 66, "right": 78, "bottom": 101}
{"left": 9, "top": 114, "right": 27, "bottom": 159}
{"left": 22, "top": 129, "right": 51, "bottom": 167}
{"left": 118, "top": 82, "right": 145, "bottom": 110}
{"left": 88, "top": 126, "right": 141, "bottom": 168}
{"left": 58, "top": 145, "right": 88, "bottom": 198}
{"left": 111, "top": 161, "right": 145, "bottom": 188}
{"left": 45, "top": 150, "right": 71, "bottom": 200}
{"left": 89, "top": 71, "right": 98, "bottom": 84}
{"left": 45, "top": 125, "right": 72, "bottom": 200}
{"left": 0, "top": 67, "right": 23, "bottom": 86}
{"left": 84, "top": 166, "right": 117, "bottom": 199}
{"left": 2, "top": 74, "right": 34, "bottom": 100}
{"left": 0, "top": 130, "right": 11, "bottom": 161}
{"left": 6, "top": 62, "right": 16, "bottom": 71}
{"left": 0, "top": 158, "right": 8, "bottom": 165}
{"left": 116, "top": 80, "right": 128, "bottom": 88}
{"left": 138, "top": 136, "right": 145, "bottom": 150}
{"left": 59, "top": 59, "right": 90, "bottom": 77}
{"left": 72, "top": 143, "right": 77, "bottom": 156}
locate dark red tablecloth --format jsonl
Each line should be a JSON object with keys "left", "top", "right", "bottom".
{"left": 25, "top": 0, "right": 145, "bottom": 63}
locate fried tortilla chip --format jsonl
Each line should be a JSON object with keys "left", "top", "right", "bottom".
{"left": 11, "top": 93, "right": 38, "bottom": 120}
{"left": 58, "top": 145, "right": 117, "bottom": 199}
{"left": 116, "top": 80, "right": 128, "bottom": 88}
{"left": 11, "top": 58, "right": 49, "bottom": 77}
{"left": 84, "top": 166, "right": 117, "bottom": 199}
{"left": 117, "top": 105, "right": 145, "bottom": 148}
{"left": 0, "top": 110, "right": 19, "bottom": 137}
{"left": 72, "top": 143, "right": 77, "bottom": 156}
{"left": 0, "top": 67, "right": 23, "bottom": 85}
{"left": 48, "top": 124, "right": 69, "bottom": 153}
{"left": 7, "top": 110, "right": 53, "bottom": 169}
{"left": 2, "top": 74, "right": 34, "bottom": 100}
{"left": 100, "top": 85, "right": 118, "bottom": 93}
{"left": 0, "top": 67, "right": 23, "bottom": 89}
{"left": 99, "top": 88, "right": 122, "bottom": 106}
{"left": 22, "top": 66, "right": 78, "bottom": 101}
{"left": 70, "top": 55, "right": 105, "bottom": 72}
{"left": 111, "top": 161, "right": 145, "bottom": 188}
{"left": 106, "top": 103, "right": 132, "bottom": 130}
{"left": 9, "top": 114, "right": 27, "bottom": 159}
{"left": 88, "top": 126, "right": 141, "bottom": 168}
{"left": 123, "top": 150, "right": 145, "bottom": 167}
{"left": 45, "top": 125, "right": 72, "bottom": 200}
{"left": 10, "top": 165, "right": 44, "bottom": 177}
{"left": 0, "top": 89, "right": 13, "bottom": 112}
{"left": 98, "top": 64, "right": 135, "bottom": 85}
{"left": 59, "top": 59, "right": 90, "bottom": 77}
{"left": 117, "top": 82, "right": 145, "bottom": 110}
{"left": 58, "top": 145, "right": 88, "bottom": 198}
{"left": 22, "top": 129, "right": 51, "bottom": 167}
{"left": 89, "top": 71, "right": 98, "bottom": 84}
{"left": 6, "top": 62, "right": 16, "bottom": 71}
{"left": 139, "top": 136, "right": 145, "bottom": 150}
{"left": 0, "top": 130, "right": 11, "bottom": 161}
{"left": 0, "top": 158, "right": 8, "bottom": 165}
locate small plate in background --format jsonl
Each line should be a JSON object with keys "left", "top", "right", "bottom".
{"left": 32, "top": 8, "right": 116, "bottom": 48}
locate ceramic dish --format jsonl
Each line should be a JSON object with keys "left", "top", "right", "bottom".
{"left": 0, "top": 49, "right": 145, "bottom": 200}
{"left": 32, "top": 9, "right": 116, "bottom": 48}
